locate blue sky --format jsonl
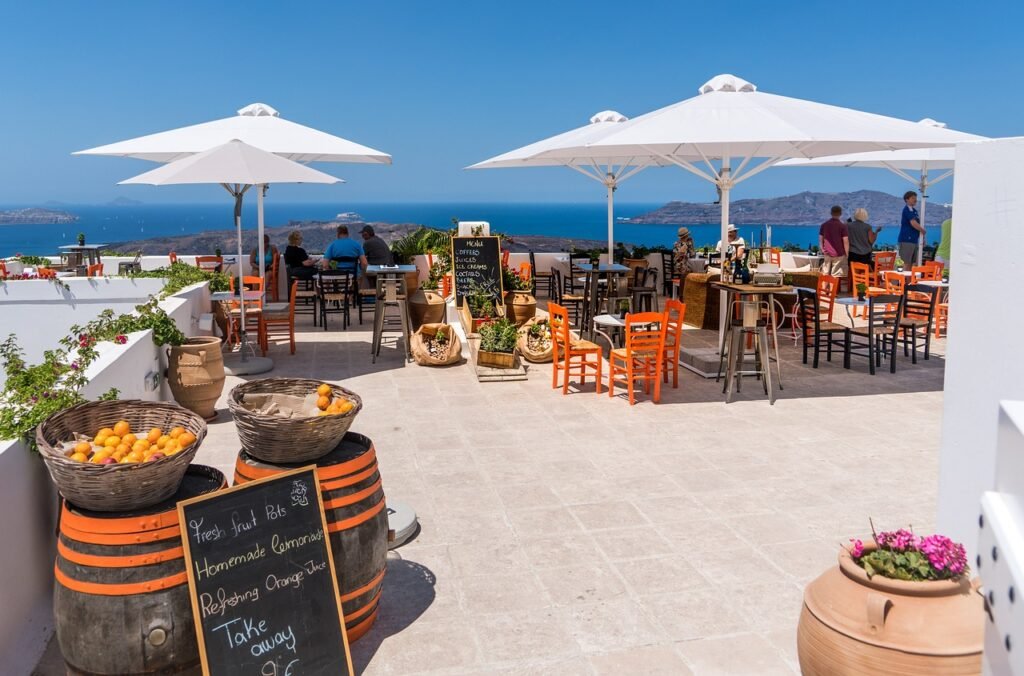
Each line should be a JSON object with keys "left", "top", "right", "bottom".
{"left": 1, "top": 1, "right": 1020, "bottom": 206}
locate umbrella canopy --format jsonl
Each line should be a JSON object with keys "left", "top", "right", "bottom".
{"left": 468, "top": 110, "right": 670, "bottom": 254}
{"left": 78, "top": 102, "right": 391, "bottom": 164}
{"left": 77, "top": 102, "right": 389, "bottom": 282}
{"left": 121, "top": 140, "right": 342, "bottom": 363}
{"left": 776, "top": 119, "right": 984, "bottom": 263}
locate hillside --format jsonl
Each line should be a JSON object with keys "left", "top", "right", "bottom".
{"left": 627, "top": 190, "right": 951, "bottom": 226}
{"left": 0, "top": 207, "right": 78, "bottom": 225}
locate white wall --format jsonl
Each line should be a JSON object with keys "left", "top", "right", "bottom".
{"left": 937, "top": 137, "right": 1024, "bottom": 557}
{"left": 0, "top": 438, "right": 58, "bottom": 675}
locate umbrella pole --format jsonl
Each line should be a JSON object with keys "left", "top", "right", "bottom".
{"left": 257, "top": 184, "right": 266, "bottom": 286}
{"left": 918, "top": 169, "right": 928, "bottom": 267}
{"left": 234, "top": 187, "right": 251, "bottom": 363}
{"left": 606, "top": 178, "right": 614, "bottom": 262}
{"left": 718, "top": 160, "right": 731, "bottom": 353}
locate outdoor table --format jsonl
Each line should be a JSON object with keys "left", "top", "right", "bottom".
{"left": 211, "top": 290, "right": 265, "bottom": 347}
{"left": 365, "top": 266, "right": 414, "bottom": 362}
{"left": 592, "top": 313, "right": 626, "bottom": 349}
{"left": 792, "top": 253, "right": 823, "bottom": 270}
{"left": 835, "top": 296, "right": 868, "bottom": 324}
{"left": 58, "top": 244, "right": 105, "bottom": 267}
{"left": 365, "top": 264, "right": 417, "bottom": 276}
{"left": 712, "top": 281, "right": 791, "bottom": 392}
{"left": 576, "top": 263, "right": 630, "bottom": 340}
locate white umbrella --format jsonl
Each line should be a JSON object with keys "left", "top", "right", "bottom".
{"left": 468, "top": 110, "right": 671, "bottom": 254}
{"left": 121, "top": 139, "right": 343, "bottom": 373}
{"left": 576, "top": 74, "right": 980, "bottom": 345}
{"left": 777, "top": 119, "right": 982, "bottom": 264}
{"left": 76, "top": 103, "right": 390, "bottom": 283}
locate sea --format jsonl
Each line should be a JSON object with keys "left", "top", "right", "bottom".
{"left": 0, "top": 202, "right": 913, "bottom": 257}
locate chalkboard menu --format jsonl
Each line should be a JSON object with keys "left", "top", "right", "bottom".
{"left": 452, "top": 235, "right": 503, "bottom": 304}
{"left": 178, "top": 467, "right": 353, "bottom": 676}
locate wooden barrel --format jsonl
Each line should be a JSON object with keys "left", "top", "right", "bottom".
{"left": 54, "top": 464, "right": 226, "bottom": 676}
{"left": 167, "top": 336, "right": 226, "bottom": 420}
{"left": 233, "top": 432, "right": 388, "bottom": 642}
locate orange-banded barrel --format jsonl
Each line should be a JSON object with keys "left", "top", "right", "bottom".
{"left": 54, "top": 464, "right": 225, "bottom": 675}
{"left": 233, "top": 432, "right": 387, "bottom": 642}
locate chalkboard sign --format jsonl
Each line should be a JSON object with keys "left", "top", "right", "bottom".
{"left": 178, "top": 467, "right": 353, "bottom": 676}
{"left": 452, "top": 235, "right": 503, "bottom": 304}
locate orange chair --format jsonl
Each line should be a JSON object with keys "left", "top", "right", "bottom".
{"left": 37, "top": 267, "right": 57, "bottom": 279}
{"left": 609, "top": 311, "right": 667, "bottom": 405}
{"left": 501, "top": 249, "right": 511, "bottom": 268}
{"left": 875, "top": 251, "right": 897, "bottom": 273}
{"left": 228, "top": 275, "right": 265, "bottom": 347}
{"left": 816, "top": 274, "right": 838, "bottom": 323}
{"left": 261, "top": 280, "right": 297, "bottom": 355}
{"left": 550, "top": 302, "right": 602, "bottom": 395}
{"left": 0, "top": 261, "right": 7, "bottom": 276}
{"left": 923, "top": 260, "right": 944, "bottom": 278}
{"left": 882, "top": 271, "right": 907, "bottom": 295}
{"left": 769, "top": 248, "right": 781, "bottom": 266}
{"left": 195, "top": 255, "right": 222, "bottom": 272}
{"left": 169, "top": 251, "right": 178, "bottom": 264}
{"left": 268, "top": 254, "right": 281, "bottom": 302}
{"left": 517, "top": 262, "right": 532, "bottom": 283}
{"left": 662, "top": 299, "right": 686, "bottom": 388}
{"left": 86, "top": 263, "right": 104, "bottom": 277}
{"left": 935, "top": 303, "right": 949, "bottom": 338}
{"left": 850, "top": 263, "right": 883, "bottom": 317}
{"left": 912, "top": 264, "right": 939, "bottom": 281}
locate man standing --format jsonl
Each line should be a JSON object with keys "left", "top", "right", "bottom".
{"left": 819, "top": 205, "right": 849, "bottom": 279}
{"left": 359, "top": 225, "right": 393, "bottom": 266}
{"left": 898, "top": 191, "right": 924, "bottom": 265}
{"left": 322, "top": 224, "right": 368, "bottom": 273}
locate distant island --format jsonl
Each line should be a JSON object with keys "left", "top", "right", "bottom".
{"left": 627, "top": 190, "right": 952, "bottom": 226}
{"left": 0, "top": 207, "right": 78, "bottom": 225}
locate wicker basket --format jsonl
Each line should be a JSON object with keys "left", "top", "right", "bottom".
{"left": 36, "top": 400, "right": 206, "bottom": 512}
{"left": 228, "top": 378, "right": 362, "bottom": 463}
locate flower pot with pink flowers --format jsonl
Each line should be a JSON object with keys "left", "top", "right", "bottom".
{"left": 798, "top": 523, "right": 984, "bottom": 676}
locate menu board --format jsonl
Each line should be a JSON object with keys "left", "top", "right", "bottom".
{"left": 452, "top": 235, "right": 503, "bottom": 304}
{"left": 178, "top": 467, "right": 353, "bottom": 676}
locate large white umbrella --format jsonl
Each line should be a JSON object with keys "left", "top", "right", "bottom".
{"left": 777, "top": 119, "right": 982, "bottom": 264}
{"left": 574, "top": 74, "right": 980, "bottom": 345}
{"left": 468, "top": 110, "right": 671, "bottom": 255}
{"left": 75, "top": 103, "right": 390, "bottom": 282}
{"left": 120, "top": 139, "right": 343, "bottom": 373}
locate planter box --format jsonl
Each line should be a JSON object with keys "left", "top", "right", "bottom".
{"left": 460, "top": 297, "right": 499, "bottom": 335}
{"left": 477, "top": 348, "right": 515, "bottom": 369}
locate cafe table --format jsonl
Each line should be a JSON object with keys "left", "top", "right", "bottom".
{"left": 835, "top": 296, "right": 869, "bottom": 324}
{"left": 211, "top": 290, "right": 265, "bottom": 348}
{"left": 58, "top": 244, "right": 106, "bottom": 268}
{"left": 711, "top": 281, "right": 792, "bottom": 392}
{"left": 364, "top": 265, "right": 417, "bottom": 362}
{"left": 575, "top": 263, "right": 630, "bottom": 340}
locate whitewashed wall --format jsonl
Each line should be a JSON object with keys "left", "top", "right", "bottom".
{"left": 937, "top": 137, "right": 1024, "bottom": 558}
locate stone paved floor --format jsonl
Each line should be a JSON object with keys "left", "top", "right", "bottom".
{"left": 36, "top": 302, "right": 946, "bottom": 675}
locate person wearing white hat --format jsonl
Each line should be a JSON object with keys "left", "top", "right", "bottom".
{"left": 715, "top": 224, "right": 746, "bottom": 262}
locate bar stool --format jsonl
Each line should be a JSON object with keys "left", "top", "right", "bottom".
{"left": 723, "top": 299, "right": 774, "bottom": 404}
{"left": 372, "top": 275, "right": 411, "bottom": 363}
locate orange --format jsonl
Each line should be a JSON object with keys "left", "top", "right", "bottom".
{"left": 122, "top": 433, "right": 137, "bottom": 446}
{"left": 112, "top": 450, "right": 127, "bottom": 461}
{"left": 91, "top": 450, "right": 111, "bottom": 463}
{"left": 336, "top": 400, "right": 353, "bottom": 413}
{"left": 115, "top": 443, "right": 130, "bottom": 456}
{"left": 94, "top": 433, "right": 108, "bottom": 446}
{"left": 317, "top": 383, "right": 332, "bottom": 397}
{"left": 147, "top": 428, "right": 162, "bottom": 443}
{"left": 156, "top": 435, "right": 170, "bottom": 449}
{"left": 97, "top": 427, "right": 114, "bottom": 438}
{"left": 73, "top": 441, "right": 91, "bottom": 455}
{"left": 132, "top": 440, "right": 149, "bottom": 453}
{"left": 104, "top": 435, "right": 121, "bottom": 448}
{"left": 165, "top": 446, "right": 181, "bottom": 456}
{"left": 70, "top": 452, "right": 89, "bottom": 462}
{"left": 119, "top": 456, "right": 134, "bottom": 464}
{"left": 112, "top": 421, "right": 130, "bottom": 437}
{"left": 178, "top": 432, "right": 197, "bottom": 448}
{"left": 169, "top": 426, "right": 185, "bottom": 439}
{"left": 126, "top": 451, "right": 144, "bottom": 462}
{"left": 316, "top": 395, "right": 330, "bottom": 411}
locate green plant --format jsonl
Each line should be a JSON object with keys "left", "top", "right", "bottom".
{"left": 848, "top": 524, "right": 968, "bottom": 582}
{"left": 465, "top": 279, "right": 499, "bottom": 318}
{"left": 129, "top": 262, "right": 230, "bottom": 297}
{"left": 77, "top": 232, "right": 86, "bottom": 244}
{"left": 390, "top": 227, "right": 451, "bottom": 265}
{"left": 856, "top": 282, "right": 868, "bottom": 296}
{"left": 13, "top": 254, "right": 51, "bottom": 266}
{"left": 479, "top": 318, "right": 518, "bottom": 354}
{"left": 71, "top": 297, "right": 186, "bottom": 348}
{"left": 501, "top": 263, "right": 531, "bottom": 292}
{"left": 895, "top": 257, "right": 905, "bottom": 268}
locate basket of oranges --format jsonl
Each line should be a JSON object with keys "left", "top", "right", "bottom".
{"left": 36, "top": 399, "right": 206, "bottom": 511}
{"left": 228, "top": 378, "right": 362, "bottom": 463}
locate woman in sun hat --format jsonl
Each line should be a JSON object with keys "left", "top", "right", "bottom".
{"left": 673, "top": 227, "right": 697, "bottom": 289}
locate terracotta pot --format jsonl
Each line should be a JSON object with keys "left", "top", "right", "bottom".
{"left": 408, "top": 288, "right": 446, "bottom": 329}
{"left": 404, "top": 270, "right": 421, "bottom": 296}
{"left": 798, "top": 545, "right": 983, "bottom": 675}
{"left": 166, "top": 337, "right": 225, "bottom": 420}
{"left": 503, "top": 290, "right": 536, "bottom": 327}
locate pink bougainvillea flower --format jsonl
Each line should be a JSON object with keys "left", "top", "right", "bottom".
{"left": 848, "top": 538, "right": 864, "bottom": 558}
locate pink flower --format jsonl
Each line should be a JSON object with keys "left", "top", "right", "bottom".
{"left": 875, "top": 528, "right": 921, "bottom": 552}
{"left": 114, "top": 334, "right": 128, "bottom": 344}
{"left": 848, "top": 538, "right": 864, "bottom": 558}
{"left": 919, "top": 534, "right": 968, "bottom": 576}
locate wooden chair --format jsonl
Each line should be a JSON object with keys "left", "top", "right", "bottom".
{"left": 268, "top": 254, "right": 281, "bottom": 302}
{"left": 261, "top": 280, "right": 297, "bottom": 355}
{"left": 882, "top": 271, "right": 908, "bottom": 295}
{"left": 37, "top": 267, "right": 57, "bottom": 279}
{"left": 798, "top": 288, "right": 846, "bottom": 368}
{"left": 609, "top": 311, "right": 667, "bottom": 405}
{"left": 769, "top": 248, "right": 782, "bottom": 266}
{"left": 849, "top": 262, "right": 883, "bottom": 318}
{"left": 912, "top": 264, "right": 939, "bottom": 281}
{"left": 530, "top": 251, "right": 553, "bottom": 298}
{"left": 549, "top": 302, "right": 602, "bottom": 395}
{"left": 317, "top": 269, "right": 353, "bottom": 330}
{"left": 228, "top": 275, "right": 265, "bottom": 347}
{"left": 935, "top": 302, "right": 949, "bottom": 338}
{"left": 843, "top": 294, "right": 903, "bottom": 375}
{"left": 517, "top": 262, "right": 532, "bottom": 284}
{"left": 923, "top": 260, "right": 944, "bottom": 278}
{"left": 565, "top": 253, "right": 589, "bottom": 295}
{"left": 288, "top": 271, "right": 318, "bottom": 326}
{"left": 658, "top": 250, "right": 675, "bottom": 297}
{"left": 662, "top": 299, "right": 686, "bottom": 388}
{"left": 501, "top": 249, "right": 511, "bottom": 268}
{"left": 169, "top": 251, "right": 178, "bottom": 265}
{"left": 195, "top": 255, "right": 222, "bottom": 272}
{"left": 874, "top": 251, "right": 897, "bottom": 273}
{"left": 551, "top": 268, "right": 586, "bottom": 327}
{"left": 629, "top": 267, "right": 659, "bottom": 312}
{"left": 816, "top": 273, "right": 838, "bottom": 323}
{"left": 86, "top": 263, "right": 103, "bottom": 277}
{"left": 900, "top": 283, "right": 938, "bottom": 363}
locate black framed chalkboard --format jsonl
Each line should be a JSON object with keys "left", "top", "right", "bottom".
{"left": 178, "top": 467, "right": 353, "bottom": 676}
{"left": 452, "top": 235, "right": 503, "bottom": 304}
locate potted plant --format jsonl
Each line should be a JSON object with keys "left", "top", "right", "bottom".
{"left": 617, "top": 299, "right": 630, "bottom": 319}
{"left": 798, "top": 523, "right": 981, "bottom": 675}
{"left": 895, "top": 257, "right": 905, "bottom": 272}
{"left": 461, "top": 280, "right": 499, "bottom": 334}
{"left": 477, "top": 317, "right": 518, "bottom": 368}
{"left": 392, "top": 227, "right": 451, "bottom": 327}
{"left": 77, "top": 232, "right": 86, "bottom": 246}
{"left": 517, "top": 318, "right": 552, "bottom": 363}
{"left": 501, "top": 263, "right": 536, "bottom": 326}
{"left": 856, "top": 282, "right": 868, "bottom": 301}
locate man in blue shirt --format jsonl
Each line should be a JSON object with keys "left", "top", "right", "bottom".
{"left": 322, "top": 224, "right": 367, "bottom": 273}
{"left": 898, "top": 190, "right": 924, "bottom": 266}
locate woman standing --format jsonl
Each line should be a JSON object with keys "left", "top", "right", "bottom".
{"left": 847, "top": 208, "right": 879, "bottom": 268}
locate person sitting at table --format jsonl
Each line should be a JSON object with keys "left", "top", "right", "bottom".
{"left": 284, "top": 230, "right": 317, "bottom": 280}
{"left": 715, "top": 224, "right": 745, "bottom": 262}
{"left": 249, "top": 234, "right": 279, "bottom": 275}
{"left": 359, "top": 225, "right": 393, "bottom": 265}
{"left": 322, "top": 224, "right": 368, "bottom": 274}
